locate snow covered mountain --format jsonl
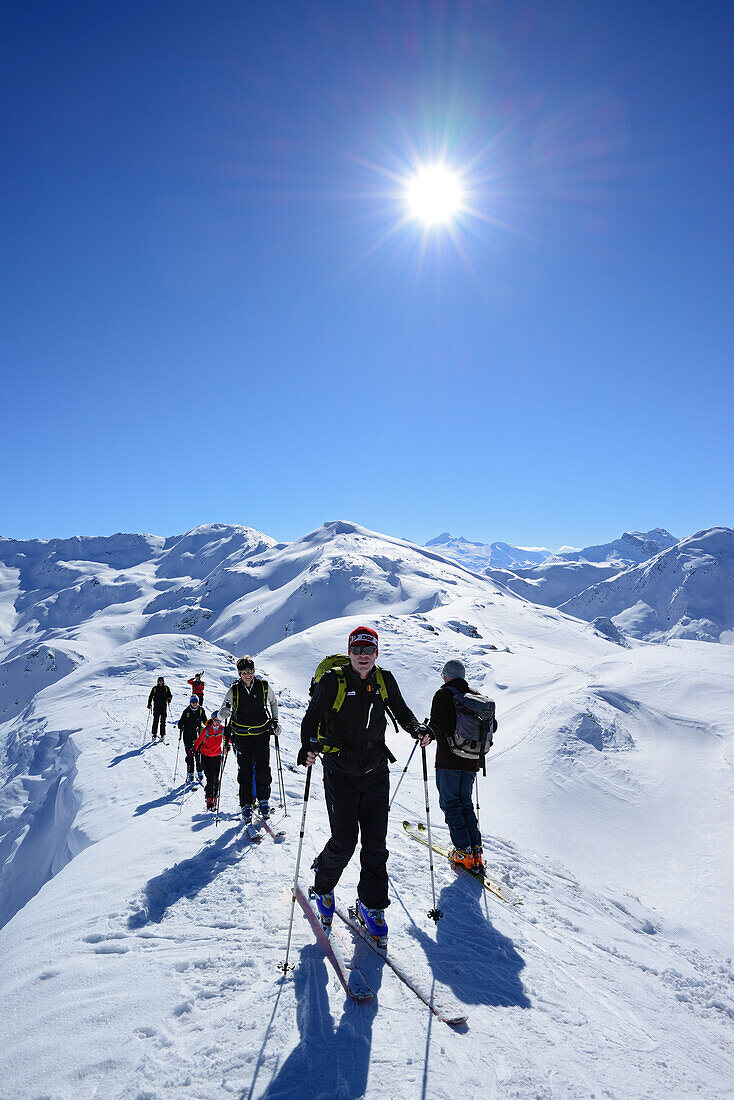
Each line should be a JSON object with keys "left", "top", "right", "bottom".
{"left": 425, "top": 533, "right": 551, "bottom": 570}
{"left": 485, "top": 528, "right": 680, "bottom": 610}
{"left": 559, "top": 526, "right": 734, "bottom": 642}
{"left": 547, "top": 527, "right": 679, "bottom": 566}
{"left": 0, "top": 520, "right": 732, "bottom": 1097}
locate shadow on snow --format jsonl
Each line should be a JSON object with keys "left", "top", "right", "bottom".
{"left": 400, "top": 876, "right": 531, "bottom": 1009}
{"left": 133, "top": 785, "right": 187, "bottom": 815}
{"left": 127, "top": 824, "right": 243, "bottom": 927}
{"left": 253, "top": 941, "right": 385, "bottom": 1100}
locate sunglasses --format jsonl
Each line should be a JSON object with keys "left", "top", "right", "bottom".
{"left": 350, "top": 644, "right": 377, "bottom": 655}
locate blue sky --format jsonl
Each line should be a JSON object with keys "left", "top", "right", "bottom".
{"left": 2, "top": 1, "right": 731, "bottom": 549}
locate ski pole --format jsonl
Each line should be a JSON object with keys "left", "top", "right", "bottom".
{"left": 172, "top": 734, "right": 181, "bottom": 785}
{"left": 420, "top": 744, "right": 443, "bottom": 922}
{"left": 273, "top": 733, "right": 287, "bottom": 815}
{"left": 278, "top": 755, "right": 315, "bottom": 975}
{"left": 142, "top": 707, "right": 151, "bottom": 748}
{"left": 388, "top": 740, "right": 418, "bottom": 812}
{"left": 475, "top": 759, "right": 485, "bottom": 837}
{"left": 215, "top": 748, "right": 228, "bottom": 827}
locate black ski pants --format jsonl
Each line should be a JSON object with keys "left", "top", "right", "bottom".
{"left": 315, "top": 764, "right": 390, "bottom": 910}
{"left": 182, "top": 732, "right": 202, "bottom": 775}
{"left": 231, "top": 732, "right": 271, "bottom": 807}
{"left": 201, "top": 754, "right": 222, "bottom": 802}
{"left": 152, "top": 708, "right": 167, "bottom": 739}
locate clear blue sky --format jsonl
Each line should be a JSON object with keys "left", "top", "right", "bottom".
{"left": 2, "top": 1, "right": 731, "bottom": 549}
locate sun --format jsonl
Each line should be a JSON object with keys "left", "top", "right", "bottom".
{"left": 405, "top": 164, "right": 463, "bottom": 225}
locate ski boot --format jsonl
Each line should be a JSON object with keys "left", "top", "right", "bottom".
{"left": 258, "top": 799, "right": 271, "bottom": 820}
{"left": 449, "top": 847, "right": 474, "bottom": 871}
{"left": 356, "top": 900, "right": 388, "bottom": 947}
{"left": 312, "top": 890, "right": 335, "bottom": 927}
{"left": 471, "top": 845, "right": 485, "bottom": 873}
{"left": 206, "top": 797, "right": 214, "bottom": 812}
{"left": 197, "top": 770, "right": 204, "bottom": 784}
{"left": 241, "top": 804, "right": 252, "bottom": 825}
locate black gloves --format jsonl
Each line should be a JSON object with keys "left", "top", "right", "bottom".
{"left": 297, "top": 744, "right": 318, "bottom": 767}
{"left": 411, "top": 723, "right": 433, "bottom": 741}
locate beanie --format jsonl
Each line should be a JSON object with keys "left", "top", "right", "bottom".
{"left": 348, "top": 626, "right": 378, "bottom": 650}
{"left": 442, "top": 659, "right": 465, "bottom": 680}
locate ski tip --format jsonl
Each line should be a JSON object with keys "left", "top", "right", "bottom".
{"left": 347, "top": 974, "right": 374, "bottom": 1001}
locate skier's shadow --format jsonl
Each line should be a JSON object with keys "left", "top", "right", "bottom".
{"left": 109, "top": 745, "right": 149, "bottom": 767}
{"left": 406, "top": 877, "right": 530, "bottom": 1008}
{"left": 134, "top": 786, "right": 186, "bottom": 815}
{"left": 256, "top": 939, "right": 384, "bottom": 1100}
{"left": 127, "top": 825, "right": 246, "bottom": 928}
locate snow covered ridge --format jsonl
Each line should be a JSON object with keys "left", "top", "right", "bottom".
{"left": 559, "top": 527, "right": 734, "bottom": 642}
{"left": 0, "top": 521, "right": 733, "bottom": 1096}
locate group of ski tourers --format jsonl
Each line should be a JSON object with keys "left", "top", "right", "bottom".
{"left": 147, "top": 660, "right": 280, "bottom": 816}
{"left": 146, "top": 625, "right": 497, "bottom": 947}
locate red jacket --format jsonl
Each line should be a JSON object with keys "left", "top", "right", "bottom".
{"left": 194, "top": 720, "right": 224, "bottom": 757}
{"left": 188, "top": 677, "right": 205, "bottom": 698}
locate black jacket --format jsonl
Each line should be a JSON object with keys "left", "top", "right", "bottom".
{"left": 148, "top": 683, "right": 172, "bottom": 711}
{"left": 178, "top": 704, "right": 207, "bottom": 740}
{"left": 429, "top": 677, "right": 481, "bottom": 773}
{"left": 301, "top": 663, "right": 419, "bottom": 777}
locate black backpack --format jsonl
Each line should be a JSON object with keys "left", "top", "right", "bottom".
{"left": 445, "top": 686, "right": 497, "bottom": 761}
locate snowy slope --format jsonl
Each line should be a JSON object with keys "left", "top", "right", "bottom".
{"left": 486, "top": 559, "right": 621, "bottom": 609}
{"left": 560, "top": 527, "right": 734, "bottom": 642}
{"left": 1, "top": 522, "right": 733, "bottom": 1098}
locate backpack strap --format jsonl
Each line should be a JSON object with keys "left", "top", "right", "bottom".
{"left": 331, "top": 668, "right": 348, "bottom": 712}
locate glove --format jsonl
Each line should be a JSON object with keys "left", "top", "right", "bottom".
{"left": 147, "top": 704, "right": 151, "bottom": 711}
{"left": 271, "top": 722, "right": 282, "bottom": 737}
{"left": 412, "top": 723, "right": 433, "bottom": 741}
{"left": 297, "top": 744, "right": 318, "bottom": 767}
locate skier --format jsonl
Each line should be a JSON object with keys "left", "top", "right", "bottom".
{"left": 177, "top": 694, "right": 208, "bottom": 783}
{"left": 147, "top": 676, "right": 172, "bottom": 741}
{"left": 429, "top": 659, "right": 489, "bottom": 872}
{"left": 193, "top": 710, "right": 226, "bottom": 811}
{"left": 218, "top": 656, "right": 281, "bottom": 825}
{"left": 188, "top": 672, "right": 205, "bottom": 703}
{"left": 297, "top": 626, "right": 431, "bottom": 944}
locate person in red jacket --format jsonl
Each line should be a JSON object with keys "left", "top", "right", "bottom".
{"left": 188, "top": 673, "right": 205, "bottom": 702}
{"left": 193, "top": 710, "right": 225, "bottom": 811}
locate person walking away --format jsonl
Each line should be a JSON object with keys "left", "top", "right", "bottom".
{"left": 147, "top": 676, "right": 172, "bottom": 741}
{"left": 298, "top": 626, "right": 431, "bottom": 945}
{"left": 178, "top": 695, "right": 208, "bottom": 782}
{"left": 188, "top": 673, "right": 205, "bottom": 704}
{"left": 193, "top": 710, "right": 225, "bottom": 811}
{"left": 429, "top": 659, "right": 496, "bottom": 872}
{"left": 219, "top": 656, "right": 280, "bottom": 825}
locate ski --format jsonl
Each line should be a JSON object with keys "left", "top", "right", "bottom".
{"left": 402, "top": 820, "right": 519, "bottom": 904}
{"left": 244, "top": 821, "right": 263, "bottom": 843}
{"left": 260, "top": 817, "right": 287, "bottom": 842}
{"left": 334, "top": 902, "right": 467, "bottom": 1027}
{"left": 296, "top": 888, "right": 373, "bottom": 1001}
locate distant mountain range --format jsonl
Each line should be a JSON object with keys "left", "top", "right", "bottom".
{"left": 427, "top": 527, "right": 733, "bottom": 642}
{"left": 425, "top": 533, "right": 552, "bottom": 571}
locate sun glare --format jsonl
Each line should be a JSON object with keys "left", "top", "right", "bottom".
{"left": 406, "top": 164, "right": 463, "bottom": 225}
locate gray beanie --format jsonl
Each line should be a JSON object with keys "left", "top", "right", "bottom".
{"left": 442, "top": 659, "right": 465, "bottom": 680}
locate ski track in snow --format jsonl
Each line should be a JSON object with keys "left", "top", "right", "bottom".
{"left": 0, "top": 523, "right": 732, "bottom": 1098}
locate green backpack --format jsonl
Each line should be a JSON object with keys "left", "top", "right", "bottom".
{"left": 310, "top": 654, "right": 396, "bottom": 756}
